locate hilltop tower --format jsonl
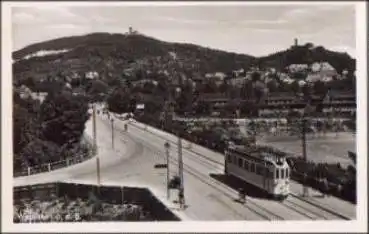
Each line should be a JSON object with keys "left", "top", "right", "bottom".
{"left": 294, "top": 38, "right": 298, "bottom": 47}
{"left": 129, "top": 27, "right": 133, "bottom": 34}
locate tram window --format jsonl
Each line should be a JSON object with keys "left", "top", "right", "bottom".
{"left": 286, "top": 168, "right": 289, "bottom": 178}
{"left": 244, "top": 161, "right": 249, "bottom": 171}
{"left": 276, "top": 169, "right": 279, "bottom": 179}
{"left": 250, "top": 163, "right": 255, "bottom": 173}
{"left": 238, "top": 158, "right": 243, "bottom": 167}
{"left": 256, "top": 165, "right": 262, "bottom": 175}
{"left": 281, "top": 169, "right": 284, "bottom": 179}
{"left": 227, "top": 154, "right": 231, "bottom": 163}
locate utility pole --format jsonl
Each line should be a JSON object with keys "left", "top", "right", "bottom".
{"left": 301, "top": 117, "right": 308, "bottom": 197}
{"left": 92, "top": 104, "right": 97, "bottom": 149}
{"left": 92, "top": 104, "right": 100, "bottom": 186}
{"left": 164, "top": 142, "right": 170, "bottom": 200}
{"left": 111, "top": 118, "right": 115, "bottom": 149}
{"left": 178, "top": 135, "right": 185, "bottom": 208}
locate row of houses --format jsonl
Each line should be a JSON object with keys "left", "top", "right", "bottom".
{"left": 195, "top": 90, "right": 356, "bottom": 118}
{"left": 202, "top": 61, "right": 346, "bottom": 89}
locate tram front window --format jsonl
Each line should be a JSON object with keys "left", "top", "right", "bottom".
{"left": 276, "top": 169, "right": 279, "bottom": 179}
{"left": 281, "top": 168, "right": 284, "bottom": 179}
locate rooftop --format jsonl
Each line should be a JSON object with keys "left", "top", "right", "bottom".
{"left": 230, "top": 144, "right": 287, "bottom": 159}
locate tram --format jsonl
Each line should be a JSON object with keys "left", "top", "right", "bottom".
{"left": 224, "top": 144, "right": 290, "bottom": 199}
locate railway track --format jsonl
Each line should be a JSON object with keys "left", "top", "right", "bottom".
{"left": 115, "top": 117, "right": 352, "bottom": 220}
{"left": 115, "top": 125, "right": 284, "bottom": 220}
{"left": 288, "top": 193, "right": 351, "bottom": 220}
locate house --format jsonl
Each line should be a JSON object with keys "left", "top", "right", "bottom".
{"left": 287, "top": 64, "right": 309, "bottom": 73}
{"left": 311, "top": 62, "right": 336, "bottom": 75}
{"left": 85, "top": 71, "right": 99, "bottom": 80}
{"left": 228, "top": 77, "right": 247, "bottom": 87}
{"left": 232, "top": 69, "right": 245, "bottom": 78}
{"left": 306, "top": 62, "right": 337, "bottom": 83}
{"left": 257, "top": 92, "right": 306, "bottom": 117}
{"left": 322, "top": 90, "right": 356, "bottom": 116}
{"left": 31, "top": 92, "right": 48, "bottom": 103}
{"left": 18, "top": 85, "right": 32, "bottom": 99}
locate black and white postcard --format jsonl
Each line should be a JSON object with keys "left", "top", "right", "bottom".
{"left": 1, "top": 1, "right": 367, "bottom": 233}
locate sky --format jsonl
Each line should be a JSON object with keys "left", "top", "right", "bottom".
{"left": 11, "top": 4, "right": 356, "bottom": 58}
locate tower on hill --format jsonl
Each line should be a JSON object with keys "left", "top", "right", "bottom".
{"left": 294, "top": 38, "right": 298, "bottom": 47}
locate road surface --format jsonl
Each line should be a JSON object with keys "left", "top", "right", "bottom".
{"left": 13, "top": 113, "right": 355, "bottom": 221}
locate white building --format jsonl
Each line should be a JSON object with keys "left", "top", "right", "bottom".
{"left": 85, "top": 71, "right": 99, "bottom": 79}
{"left": 287, "top": 64, "right": 309, "bottom": 73}
{"left": 306, "top": 62, "right": 337, "bottom": 83}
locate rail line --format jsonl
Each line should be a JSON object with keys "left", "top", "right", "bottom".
{"left": 289, "top": 193, "right": 351, "bottom": 220}
{"left": 116, "top": 126, "right": 285, "bottom": 220}
{"left": 114, "top": 117, "right": 352, "bottom": 220}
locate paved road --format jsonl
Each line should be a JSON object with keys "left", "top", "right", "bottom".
{"left": 13, "top": 113, "right": 355, "bottom": 221}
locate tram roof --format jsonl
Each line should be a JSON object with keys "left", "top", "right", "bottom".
{"left": 229, "top": 144, "right": 287, "bottom": 161}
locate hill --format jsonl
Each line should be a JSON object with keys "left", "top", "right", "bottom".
{"left": 257, "top": 43, "right": 355, "bottom": 74}
{"left": 12, "top": 32, "right": 256, "bottom": 84}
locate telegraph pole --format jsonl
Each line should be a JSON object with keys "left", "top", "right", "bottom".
{"left": 301, "top": 117, "right": 308, "bottom": 197}
{"left": 92, "top": 105, "right": 100, "bottom": 186}
{"left": 111, "top": 118, "right": 115, "bottom": 149}
{"left": 178, "top": 135, "right": 185, "bottom": 208}
{"left": 164, "top": 142, "right": 170, "bottom": 200}
{"left": 92, "top": 104, "right": 97, "bottom": 148}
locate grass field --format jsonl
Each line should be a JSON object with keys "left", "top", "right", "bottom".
{"left": 259, "top": 132, "right": 355, "bottom": 167}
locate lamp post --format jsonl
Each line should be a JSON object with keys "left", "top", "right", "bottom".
{"left": 164, "top": 142, "right": 170, "bottom": 200}
{"left": 301, "top": 116, "right": 308, "bottom": 197}
{"left": 111, "top": 118, "right": 115, "bottom": 149}
{"left": 300, "top": 90, "right": 314, "bottom": 197}
{"left": 92, "top": 104, "right": 100, "bottom": 186}
{"left": 177, "top": 135, "right": 185, "bottom": 208}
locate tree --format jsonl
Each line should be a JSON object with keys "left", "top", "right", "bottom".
{"left": 290, "top": 80, "right": 300, "bottom": 94}
{"left": 20, "top": 139, "right": 61, "bottom": 166}
{"left": 87, "top": 80, "right": 109, "bottom": 101}
{"left": 251, "top": 72, "right": 261, "bottom": 82}
{"left": 107, "top": 87, "right": 136, "bottom": 114}
{"left": 24, "top": 76, "right": 36, "bottom": 89}
{"left": 312, "top": 80, "right": 327, "bottom": 96}
{"left": 39, "top": 91, "right": 90, "bottom": 146}
{"left": 13, "top": 104, "right": 36, "bottom": 154}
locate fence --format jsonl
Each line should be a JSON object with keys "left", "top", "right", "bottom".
{"left": 14, "top": 182, "right": 180, "bottom": 221}
{"left": 291, "top": 171, "right": 356, "bottom": 204}
{"left": 14, "top": 135, "right": 97, "bottom": 178}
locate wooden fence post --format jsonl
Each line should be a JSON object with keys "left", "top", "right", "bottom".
{"left": 27, "top": 167, "right": 31, "bottom": 176}
{"left": 48, "top": 163, "right": 51, "bottom": 172}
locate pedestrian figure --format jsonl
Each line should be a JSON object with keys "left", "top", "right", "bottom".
{"left": 178, "top": 190, "right": 184, "bottom": 209}
{"left": 238, "top": 188, "right": 246, "bottom": 204}
{"left": 324, "top": 178, "right": 330, "bottom": 197}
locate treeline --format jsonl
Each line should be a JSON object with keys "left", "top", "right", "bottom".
{"left": 13, "top": 89, "right": 90, "bottom": 173}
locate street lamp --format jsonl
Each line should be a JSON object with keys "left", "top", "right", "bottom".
{"left": 164, "top": 141, "right": 170, "bottom": 200}
{"left": 111, "top": 118, "right": 115, "bottom": 149}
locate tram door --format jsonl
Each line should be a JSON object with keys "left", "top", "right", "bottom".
{"left": 263, "top": 164, "right": 271, "bottom": 194}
